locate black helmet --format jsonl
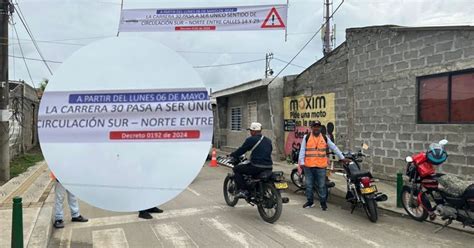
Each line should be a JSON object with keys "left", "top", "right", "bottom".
{"left": 426, "top": 143, "right": 448, "bottom": 165}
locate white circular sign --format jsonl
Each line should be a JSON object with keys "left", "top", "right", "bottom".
{"left": 38, "top": 37, "right": 213, "bottom": 212}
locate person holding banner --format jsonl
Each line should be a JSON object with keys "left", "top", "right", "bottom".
{"left": 138, "top": 207, "right": 164, "bottom": 219}
{"left": 298, "top": 121, "right": 351, "bottom": 211}
{"left": 50, "top": 172, "right": 88, "bottom": 228}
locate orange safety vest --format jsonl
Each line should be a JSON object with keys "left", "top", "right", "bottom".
{"left": 304, "top": 134, "right": 329, "bottom": 168}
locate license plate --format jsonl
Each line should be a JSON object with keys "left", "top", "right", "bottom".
{"left": 361, "top": 185, "right": 377, "bottom": 194}
{"left": 275, "top": 182, "right": 288, "bottom": 189}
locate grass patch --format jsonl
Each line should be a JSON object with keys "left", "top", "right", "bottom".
{"left": 10, "top": 147, "right": 44, "bottom": 178}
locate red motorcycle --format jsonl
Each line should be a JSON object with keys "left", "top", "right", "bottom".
{"left": 401, "top": 140, "right": 474, "bottom": 232}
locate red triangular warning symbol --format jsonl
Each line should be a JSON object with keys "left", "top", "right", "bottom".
{"left": 261, "top": 7, "right": 286, "bottom": 29}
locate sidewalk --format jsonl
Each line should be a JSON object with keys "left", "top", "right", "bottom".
{"left": 215, "top": 149, "right": 473, "bottom": 234}
{"left": 0, "top": 161, "right": 55, "bottom": 248}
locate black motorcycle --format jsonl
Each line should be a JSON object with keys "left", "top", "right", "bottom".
{"left": 222, "top": 156, "right": 289, "bottom": 223}
{"left": 342, "top": 149, "right": 388, "bottom": 223}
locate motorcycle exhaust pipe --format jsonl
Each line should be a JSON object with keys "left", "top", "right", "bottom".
{"left": 375, "top": 193, "right": 388, "bottom": 202}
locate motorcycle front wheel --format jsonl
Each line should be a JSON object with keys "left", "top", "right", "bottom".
{"left": 362, "top": 195, "right": 378, "bottom": 223}
{"left": 257, "top": 183, "right": 283, "bottom": 223}
{"left": 223, "top": 175, "right": 239, "bottom": 207}
{"left": 401, "top": 186, "right": 428, "bottom": 221}
{"left": 290, "top": 169, "right": 305, "bottom": 189}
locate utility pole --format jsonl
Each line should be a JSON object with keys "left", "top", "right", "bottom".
{"left": 0, "top": 0, "right": 10, "bottom": 182}
{"left": 265, "top": 53, "right": 273, "bottom": 78}
{"left": 322, "top": 0, "right": 335, "bottom": 56}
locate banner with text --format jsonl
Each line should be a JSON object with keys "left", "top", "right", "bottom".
{"left": 118, "top": 4, "right": 287, "bottom": 32}
{"left": 38, "top": 88, "right": 213, "bottom": 143}
{"left": 283, "top": 93, "right": 335, "bottom": 156}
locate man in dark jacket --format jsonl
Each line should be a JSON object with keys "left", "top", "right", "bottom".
{"left": 230, "top": 122, "right": 273, "bottom": 198}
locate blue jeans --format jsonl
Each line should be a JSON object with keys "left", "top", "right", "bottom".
{"left": 303, "top": 166, "right": 327, "bottom": 204}
{"left": 54, "top": 182, "right": 80, "bottom": 221}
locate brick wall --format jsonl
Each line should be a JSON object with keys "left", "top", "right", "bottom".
{"left": 347, "top": 27, "right": 474, "bottom": 179}
{"left": 283, "top": 43, "right": 352, "bottom": 150}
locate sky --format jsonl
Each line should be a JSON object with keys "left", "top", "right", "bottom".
{"left": 8, "top": 0, "right": 474, "bottom": 91}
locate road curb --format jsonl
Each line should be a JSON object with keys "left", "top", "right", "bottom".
{"left": 27, "top": 204, "right": 53, "bottom": 248}
{"left": 27, "top": 181, "right": 55, "bottom": 248}
{"left": 0, "top": 161, "right": 47, "bottom": 204}
{"left": 289, "top": 172, "right": 474, "bottom": 235}
{"left": 214, "top": 151, "right": 473, "bottom": 235}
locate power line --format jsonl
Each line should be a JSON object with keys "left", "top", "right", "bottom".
{"left": 12, "top": 17, "right": 35, "bottom": 89}
{"left": 274, "top": 57, "right": 306, "bottom": 69}
{"left": 178, "top": 50, "right": 264, "bottom": 55}
{"left": 10, "top": 19, "right": 15, "bottom": 79}
{"left": 34, "top": 35, "right": 115, "bottom": 42}
{"left": 9, "top": 55, "right": 62, "bottom": 64}
{"left": 269, "top": 0, "right": 345, "bottom": 83}
{"left": 14, "top": 3, "right": 53, "bottom": 75}
{"left": 10, "top": 39, "right": 86, "bottom": 46}
{"left": 193, "top": 58, "right": 265, "bottom": 69}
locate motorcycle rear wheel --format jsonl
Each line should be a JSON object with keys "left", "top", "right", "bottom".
{"left": 363, "top": 196, "right": 378, "bottom": 223}
{"left": 223, "top": 176, "right": 239, "bottom": 207}
{"left": 257, "top": 183, "right": 283, "bottom": 223}
{"left": 290, "top": 169, "right": 305, "bottom": 189}
{"left": 401, "top": 186, "right": 428, "bottom": 222}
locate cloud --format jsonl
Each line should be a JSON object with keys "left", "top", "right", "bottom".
{"left": 9, "top": 0, "right": 474, "bottom": 90}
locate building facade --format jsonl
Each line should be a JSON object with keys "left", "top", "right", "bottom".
{"left": 213, "top": 25, "right": 474, "bottom": 180}
{"left": 8, "top": 81, "right": 40, "bottom": 158}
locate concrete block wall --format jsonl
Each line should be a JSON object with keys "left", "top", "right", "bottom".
{"left": 215, "top": 87, "right": 272, "bottom": 149}
{"left": 347, "top": 27, "right": 474, "bottom": 179}
{"left": 283, "top": 43, "right": 352, "bottom": 150}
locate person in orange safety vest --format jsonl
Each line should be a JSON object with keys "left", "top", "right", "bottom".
{"left": 298, "top": 121, "right": 351, "bottom": 210}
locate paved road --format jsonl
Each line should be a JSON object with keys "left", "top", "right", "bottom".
{"left": 49, "top": 164, "right": 473, "bottom": 248}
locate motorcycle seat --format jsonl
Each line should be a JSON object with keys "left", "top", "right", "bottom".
{"left": 350, "top": 171, "right": 372, "bottom": 181}
{"left": 256, "top": 170, "right": 273, "bottom": 179}
{"left": 438, "top": 174, "right": 472, "bottom": 197}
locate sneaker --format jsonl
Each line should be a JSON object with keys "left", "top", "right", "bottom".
{"left": 321, "top": 202, "right": 328, "bottom": 211}
{"left": 138, "top": 211, "right": 153, "bottom": 220}
{"left": 54, "top": 219, "right": 64, "bottom": 229}
{"left": 303, "top": 202, "right": 315, "bottom": 208}
{"left": 146, "top": 207, "right": 164, "bottom": 214}
{"left": 71, "top": 215, "right": 88, "bottom": 222}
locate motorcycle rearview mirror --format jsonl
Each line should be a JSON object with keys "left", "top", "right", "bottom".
{"left": 405, "top": 156, "right": 413, "bottom": 163}
{"left": 439, "top": 139, "right": 448, "bottom": 146}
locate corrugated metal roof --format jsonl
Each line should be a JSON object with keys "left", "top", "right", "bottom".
{"left": 211, "top": 78, "right": 272, "bottom": 98}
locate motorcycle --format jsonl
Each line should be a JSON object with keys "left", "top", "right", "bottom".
{"left": 342, "top": 146, "right": 388, "bottom": 223}
{"left": 222, "top": 155, "right": 289, "bottom": 223}
{"left": 401, "top": 139, "right": 474, "bottom": 232}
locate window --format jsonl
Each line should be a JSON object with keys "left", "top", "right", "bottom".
{"left": 230, "top": 107, "right": 242, "bottom": 131}
{"left": 419, "top": 76, "right": 449, "bottom": 123}
{"left": 418, "top": 70, "right": 474, "bottom": 123}
{"left": 248, "top": 101, "right": 258, "bottom": 126}
{"left": 452, "top": 73, "right": 474, "bottom": 122}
